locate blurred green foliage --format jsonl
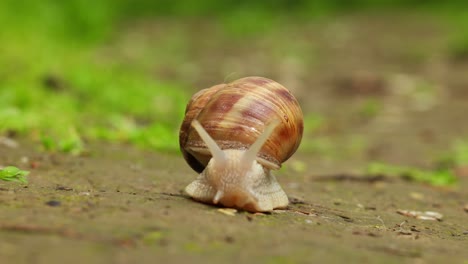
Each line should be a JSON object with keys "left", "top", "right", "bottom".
{"left": 2, "top": 0, "right": 468, "bottom": 42}
{"left": 367, "top": 139, "right": 468, "bottom": 186}
{"left": 0, "top": 62, "right": 187, "bottom": 153}
{"left": 367, "top": 162, "right": 457, "bottom": 186}
{"left": 438, "top": 139, "right": 468, "bottom": 169}
{"left": 1, "top": 0, "right": 468, "bottom": 154}
{"left": 0, "top": 0, "right": 190, "bottom": 153}
{"left": 359, "top": 99, "right": 382, "bottom": 119}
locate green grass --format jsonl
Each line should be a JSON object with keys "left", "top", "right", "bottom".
{"left": 367, "top": 162, "right": 457, "bottom": 186}
{"left": 0, "top": 1, "right": 189, "bottom": 153}
{"left": 0, "top": 166, "right": 29, "bottom": 184}
{"left": 358, "top": 99, "right": 382, "bottom": 119}
{"left": 443, "top": 11, "right": 468, "bottom": 61}
{"left": 367, "top": 139, "right": 468, "bottom": 186}
{"left": 0, "top": 14, "right": 189, "bottom": 154}
{"left": 0, "top": 61, "right": 188, "bottom": 153}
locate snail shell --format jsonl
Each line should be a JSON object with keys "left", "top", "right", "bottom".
{"left": 179, "top": 76, "right": 303, "bottom": 212}
{"left": 180, "top": 77, "right": 303, "bottom": 171}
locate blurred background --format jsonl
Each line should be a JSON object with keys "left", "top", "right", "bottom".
{"left": 1, "top": 0, "right": 468, "bottom": 184}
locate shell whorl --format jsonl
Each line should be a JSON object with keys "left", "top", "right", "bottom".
{"left": 179, "top": 76, "right": 303, "bottom": 173}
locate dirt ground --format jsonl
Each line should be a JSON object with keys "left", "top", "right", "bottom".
{"left": 1, "top": 142, "right": 467, "bottom": 263}
{"left": 1, "top": 13, "right": 468, "bottom": 263}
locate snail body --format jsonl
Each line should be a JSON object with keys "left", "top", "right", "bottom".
{"left": 179, "top": 76, "right": 303, "bottom": 212}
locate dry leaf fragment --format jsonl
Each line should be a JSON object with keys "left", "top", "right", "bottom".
{"left": 217, "top": 208, "right": 237, "bottom": 216}
{"left": 397, "top": 210, "right": 443, "bottom": 221}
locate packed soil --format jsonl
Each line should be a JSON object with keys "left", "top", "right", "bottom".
{"left": 1, "top": 13, "right": 468, "bottom": 263}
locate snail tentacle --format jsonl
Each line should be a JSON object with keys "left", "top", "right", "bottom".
{"left": 191, "top": 120, "right": 226, "bottom": 166}
{"left": 241, "top": 119, "right": 280, "bottom": 170}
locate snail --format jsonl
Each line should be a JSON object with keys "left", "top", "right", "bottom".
{"left": 179, "top": 76, "right": 303, "bottom": 212}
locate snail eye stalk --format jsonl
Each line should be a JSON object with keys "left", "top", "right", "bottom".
{"left": 191, "top": 120, "right": 227, "bottom": 166}
{"left": 241, "top": 119, "right": 280, "bottom": 169}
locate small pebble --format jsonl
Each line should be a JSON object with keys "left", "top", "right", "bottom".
{"left": 45, "top": 200, "right": 61, "bottom": 207}
{"left": 0, "top": 137, "right": 18, "bottom": 148}
{"left": 56, "top": 185, "right": 73, "bottom": 191}
{"left": 224, "top": 236, "right": 235, "bottom": 243}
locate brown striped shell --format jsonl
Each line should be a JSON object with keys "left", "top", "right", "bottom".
{"left": 179, "top": 76, "right": 303, "bottom": 173}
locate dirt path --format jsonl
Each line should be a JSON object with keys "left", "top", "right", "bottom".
{"left": 0, "top": 142, "right": 466, "bottom": 263}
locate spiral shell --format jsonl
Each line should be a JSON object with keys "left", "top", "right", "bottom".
{"left": 179, "top": 76, "right": 303, "bottom": 173}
